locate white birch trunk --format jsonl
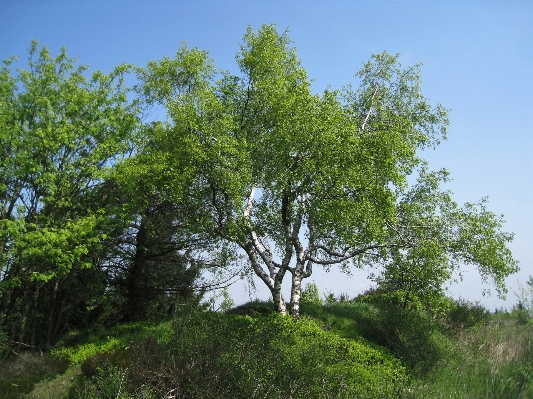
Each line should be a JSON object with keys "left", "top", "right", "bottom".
{"left": 289, "top": 272, "right": 302, "bottom": 317}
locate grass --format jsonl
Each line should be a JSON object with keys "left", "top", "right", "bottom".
{"left": 25, "top": 364, "right": 81, "bottom": 399}
{"left": 407, "top": 314, "right": 533, "bottom": 398}
{"left": 0, "top": 352, "right": 69, "bottom": 399}
{"left": 1, "top": 299, "right": 531, "bottom": 398}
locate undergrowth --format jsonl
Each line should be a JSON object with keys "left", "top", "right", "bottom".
{"left": 1, "top": 298, "right": 531, "bottom": 398}
{"left": 0, "top": 352, "right": 69, "bottom": 399}
{"left": 406, "top": 315, "right": 533, "bottom": 398}
{"left": 70, "top": 309, "right": 406, "bottom": 398}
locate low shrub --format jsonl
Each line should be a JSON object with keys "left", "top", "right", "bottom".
{"left": 73, "top": 309, "right": 407, "bottom": 398}
{"left": 323, "top": 293, "right": 445, "bottom": 374}
{"left": 443, "top": 298, "right": 491, "bottom": 334}
{"left": 51, "top": 337, "right": 123, "bottom": 365}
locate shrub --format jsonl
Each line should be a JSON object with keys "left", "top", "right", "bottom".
{"left": 444, "top": 298, "right": 491, "bottom": 333}
{"left": 342, "top": 293, "right": 446, "bottom": 373}
{"left": 51, "top": 337, "right": 123, "bottom": 365}
{"left": 74, "top": 309, "right": 407, "bottom": 398}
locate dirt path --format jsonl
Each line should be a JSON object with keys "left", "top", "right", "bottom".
{"left": 26, "top": 364, "right": 81, "bottom": 399}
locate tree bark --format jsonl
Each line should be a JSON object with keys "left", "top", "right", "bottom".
{"left": 125, "top": 216, "right": 149, "bottom": 322}
{"left": 289, "top": 271, "right": 302, "bottom": 317}
{"left": 45, "top": 278, "right": 60, "bottom": 349}
{"left": 29, "top": 286, "right": 40, "bottom": 347}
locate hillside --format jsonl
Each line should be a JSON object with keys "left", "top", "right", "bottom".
{"left": 1, "top": 296, "right": 532, "bottom": 399}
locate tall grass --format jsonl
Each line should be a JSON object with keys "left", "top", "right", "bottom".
{"left": 406, "top": 315, "right": 533, "bottom": 398}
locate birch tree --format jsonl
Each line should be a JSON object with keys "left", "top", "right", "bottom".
{"left": 130, "top": 24, "right": 517, "bottom": 317}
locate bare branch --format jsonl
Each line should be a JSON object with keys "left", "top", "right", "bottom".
{"left": 360, "top": 85, "right": 379, "bottom": 132}
{"left": 307, "top": 243, "right": 404, "bottom": 265}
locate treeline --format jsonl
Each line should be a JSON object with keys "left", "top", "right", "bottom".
{"left": 0, "top": 25, "right": 518, "bottom": 351}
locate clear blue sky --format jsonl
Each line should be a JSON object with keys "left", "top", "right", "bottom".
{"left": 1, "top": 0, "right": 531, "bottom": 310}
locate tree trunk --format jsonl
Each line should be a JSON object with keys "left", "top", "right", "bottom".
{"left": 49, "top": 284, "right": 69, "bottom": 345}
{"left": 125, "top": 219, "right": 148, "bottom": 322}
{"left": 45, "top": 278, "right": 60, "bottom": 349}
{"left": 29, "top": 286, "right": 40, "bottom": 347}
{"left": 289, "top": 272, "right": 302, "bottom": 318}
{"left": 17, "top": 289, "right": 30, "bottom": 345}
{"left": 272, "top": 279, "right": 287, "bottom": 315}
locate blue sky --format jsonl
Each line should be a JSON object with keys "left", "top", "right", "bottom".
{"left": 1, "top": 0, "right": 531, "bottom": 310}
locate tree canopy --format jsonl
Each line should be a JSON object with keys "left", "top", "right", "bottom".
{"left": 0, "top": 42, "right": 208, "bottom": 349}
{"left": 123, "top": 24, "right": 517, "bottom": 317}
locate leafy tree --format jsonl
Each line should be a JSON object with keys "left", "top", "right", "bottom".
{"left": 109, "top": 120, "right": 243, "bottom": 322}
{"left": 124, "top": 24, "right": 517, "bottom": 317}
{"left": 301, "top": 282, "right": 322, "bottom": 305}
{"left": 0, "top": 42, "right": 139, "bottom": 348}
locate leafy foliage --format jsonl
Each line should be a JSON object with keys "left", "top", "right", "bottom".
{"left": 3, "top": 301, "right": 532, "bottom": 399}
{"left": 128, "top": 24, "right": 516, "bottom": 318}
{"left": 301, "top": 281, "right": 322, "bottom": 305}
{"left": 0, "top": 41, "right": 140, "bottom": 348}
{"left": 0, "top": 31, "right": 520, "bottom": 399}
{"left": 0, "top": 42, "right": 209, "bottom": 351}
{"left": 443, "top": 298, "right": 491, "bottom": 333}
{"left": 369, "top": 169, "right": 518, "bottom": 310}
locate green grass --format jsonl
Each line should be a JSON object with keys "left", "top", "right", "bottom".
{"left": 406, "top": 315, "right": 533, "bottom": 398}
{"left": 0, "top": 352, "right": 69, "bottom": 399}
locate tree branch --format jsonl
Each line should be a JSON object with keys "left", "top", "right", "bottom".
{"left": 307, "top": 243, "right": 403, "bottom": 265}
{"left": 360, "top": 85, "right": 379, "bottom": 132}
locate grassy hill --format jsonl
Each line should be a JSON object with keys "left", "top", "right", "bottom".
{"left": 1, "top": 298, "right": 532, "bottom": 398}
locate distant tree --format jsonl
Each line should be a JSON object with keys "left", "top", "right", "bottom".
{"left": 121, "top": 24, "right": 518, "bottom": 317}
{"left": 301, "top": 282, "right": 322, "bottom": 305}
{"left": 515, "top": 275, "right": 533, "bottom": 318}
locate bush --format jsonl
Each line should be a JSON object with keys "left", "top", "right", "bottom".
{"left": 444, "top": 298, "right": 491, "bottom": 333}
{"left": 51, "top": 337, "right": 123, "bottom": 365}
{"left": 344, "top": 292, "right": 445, "bottom": 373}
{"left": 73, "top": 308, "right": 407, "bottom": 398}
